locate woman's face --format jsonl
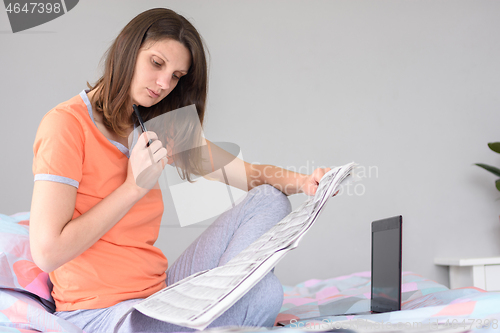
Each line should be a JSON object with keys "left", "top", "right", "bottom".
{"left": 130, "top": 38, "right": 191, "bottom": 108}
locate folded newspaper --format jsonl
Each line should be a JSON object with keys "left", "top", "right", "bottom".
{"left": 114, "top": 162, "right": 357, "bottom": 332}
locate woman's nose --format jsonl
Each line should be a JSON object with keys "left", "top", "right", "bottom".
{"left": 157, "top": 74, "right": 171, "bottom": 91}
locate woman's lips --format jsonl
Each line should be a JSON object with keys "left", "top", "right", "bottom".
{"left": 147, "top": 88, "right": 160, "bottom": 98}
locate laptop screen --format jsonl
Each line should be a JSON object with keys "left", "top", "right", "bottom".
{"left": 371, "top": 215, "right": 402, "bottom": 313}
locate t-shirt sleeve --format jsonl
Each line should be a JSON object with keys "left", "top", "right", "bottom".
{"left": 32, "top": 109, "right": 84, "bottom": 188}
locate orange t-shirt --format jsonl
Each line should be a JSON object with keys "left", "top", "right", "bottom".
{"left": 32, "top": 90, "right": 169, "bottom": 311}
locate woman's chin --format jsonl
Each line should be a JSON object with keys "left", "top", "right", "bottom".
{"left": 132, "top": 94, "right": 165, "bottom": 108}
{"left": 135, "top": 99, "right": 156, "bottom": 108}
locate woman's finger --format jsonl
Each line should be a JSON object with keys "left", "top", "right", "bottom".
{"left": 147, "top": 140, "right": 163, "bottom": 154}
{"left": 140, "top": 131, "right": 158, "bottom": 147}
{"left": 153, "top": 147, "right": 167, "bottom": 163}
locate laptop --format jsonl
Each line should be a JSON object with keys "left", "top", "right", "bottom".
{"left": 276, "top": 215, "right": 402, "bottom": 326}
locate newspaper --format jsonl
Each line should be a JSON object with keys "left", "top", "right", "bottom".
{"left": 114, "top": 162, "right": 356, "bottom": 332}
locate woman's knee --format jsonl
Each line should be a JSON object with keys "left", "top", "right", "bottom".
{"left": 250, "top": 184, "right": 292, "bottom": 220}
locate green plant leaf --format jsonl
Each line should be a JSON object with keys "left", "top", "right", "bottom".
{"left": 488, "top": 142, "right": 500, "bottom": 154}
{"left": 475, "top": 163, "right": 500, "bottom": 177}
{"left": 496, "top": 179, "right": 500, "bottom": 192}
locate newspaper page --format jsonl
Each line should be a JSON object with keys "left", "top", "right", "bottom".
{"left": 114, "top": 162, "right": 356, "bottom": 332}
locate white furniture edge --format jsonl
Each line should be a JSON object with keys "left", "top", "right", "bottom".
{"left": 435, "top": 256, "right": 500, "bottom": 290}
{"left": 434, "top": 257, "right": 500, "bottom": 266}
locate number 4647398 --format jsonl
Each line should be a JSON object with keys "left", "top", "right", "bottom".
{"left": 5, "top": 2, "right": 61, "bottom": 14}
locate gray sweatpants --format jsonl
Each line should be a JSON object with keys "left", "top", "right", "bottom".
{"left": 54, "top": 184, "right": 292, "bottom": 332}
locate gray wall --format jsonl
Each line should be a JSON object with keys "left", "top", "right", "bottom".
{"left": 1, "top": 0, "right": 500, "bottom": 287}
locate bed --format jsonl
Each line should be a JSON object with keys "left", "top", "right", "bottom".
{"left": 2, "top": 212, "right": 500, "bottom": 333}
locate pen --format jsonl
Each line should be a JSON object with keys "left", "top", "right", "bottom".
{"left": 133, "top": 104, "right": 153, "bottom": 147}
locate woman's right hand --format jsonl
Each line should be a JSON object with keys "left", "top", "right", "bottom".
{"left": 125, "top": 131, "right": 168, "bottom": 195}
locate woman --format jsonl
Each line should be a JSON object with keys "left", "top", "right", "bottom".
{"left": 30, "top": 8, "right": 331, "bottom": 332}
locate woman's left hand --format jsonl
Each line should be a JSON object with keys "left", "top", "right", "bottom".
{"left": 300, "top": 167, "right": 332, "bottom": 196}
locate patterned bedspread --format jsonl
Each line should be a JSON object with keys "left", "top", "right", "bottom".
{"left": 276, "top": 271, "right": 500, "bottom": 332}
{"left": 2, "top": 212, "right": 500, "bottom": 332}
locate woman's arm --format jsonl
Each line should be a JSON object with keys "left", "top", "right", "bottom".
{"left": 30, "top": 180, "right": 144, "bottom": 273}
{"left": 30, "top": 132, "right": 167, "bottom": 273}
{"left": 202, "top": 139, "right": 330, "bottom": 196}
{"left": 245, "top": 163, "right": 331, "bottom": 196}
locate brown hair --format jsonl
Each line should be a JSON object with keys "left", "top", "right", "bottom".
{"left": 89, "top": 8, "right": 208, "bottom": 181}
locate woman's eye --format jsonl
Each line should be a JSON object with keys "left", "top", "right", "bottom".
{"left": 152, "top": 59, "right": 161, "bottom": 67}
{"left": 173, "top": 74, "right": 180, "bottom": 80}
